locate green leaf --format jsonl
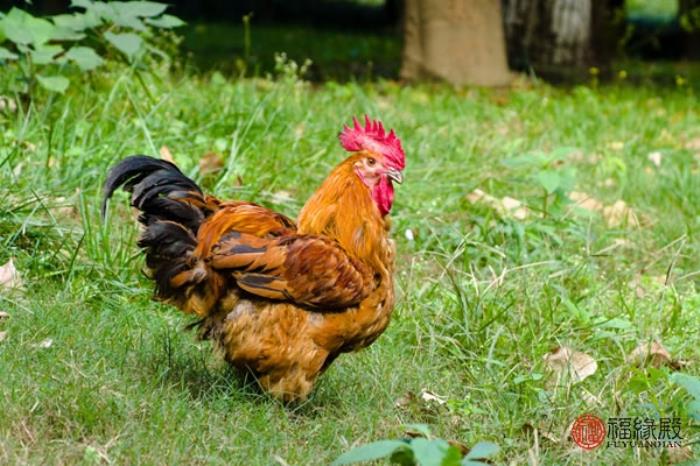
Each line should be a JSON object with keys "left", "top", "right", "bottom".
{"left": 1, "top": 9, "right": 33, "bottom": 44}
{"left": 50, "top": 27, "right": 86, "bottom": 41}
{"left": 410, "top": 438, "right": 451, "bottom": 466}
{"left": 597, "top": 317, "right": 633, "bottom": 330}
{"left": 56, "top": 9, "right": 101, "bottom": 30}
{"left": 331, "top": 440, "right": 408, "bottom": 466}
{"left": 52, "top": 13, "right": 87, "bottom": 30}
{"left": 66, "top": 46, "right": 103, "bottom": 70}
{"left": 146, "top": 14, "right": 185, "bottom": 28}
{"left": 535, "top": 170, "right": 561, "bottom": 194}
{"left": 671, "top": 373, "right": 700, "bottom": 400}
{"left": 86, "top": 3, "right": 145, "bottom": 31}
{"left": 82, "top": 10, "right": 103, "bottom": 29}
{"left": 501, "top": 151, "right": 552, "bottom": 169}
{"left": 464, "top": 441, "right": 500, "bottom": 460}
{"left": 2, "top": 8, "right": 56, "bottom": 45}
{"left": 112, "top": 1, "right": 168, "bottom": 17}
{"left": 37, "top": 74, "right": 70, "bottom": 93}
{"left": 103, "top": 31, "right": 142, "bottom": 60}
{"left": 70, "top": 0, "right": 93, "bottom": 9}
{"left": 110, "top": 11, "right": 147, "bottom": 31}
{"left": 31, "top": 44, "right": 63, "bottom": 64}
{"left": 0, "top": 46, "right": 18, "bottom": 60}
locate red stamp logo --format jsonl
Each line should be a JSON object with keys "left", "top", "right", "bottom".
{"left": 571, "top": 414, "right": 606, "bottom": 450}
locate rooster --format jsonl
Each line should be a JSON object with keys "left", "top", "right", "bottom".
{"left": 102, "top": 116, "right": 405, "bottom": 401}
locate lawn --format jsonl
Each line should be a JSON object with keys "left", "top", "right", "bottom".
{"left": 1, "top": 61, "right": 699, "bottom": 464}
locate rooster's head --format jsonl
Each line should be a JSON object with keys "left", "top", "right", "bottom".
{"left": 339, "top": 116, "right": 405, "bottom": 216}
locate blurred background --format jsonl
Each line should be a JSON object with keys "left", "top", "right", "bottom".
{"left": 2, "top": 0, "right": 698, "bottom": 85}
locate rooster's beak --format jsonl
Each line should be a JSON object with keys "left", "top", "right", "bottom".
{"left": 386, "top": 168, "right": 403, "bottom": 184}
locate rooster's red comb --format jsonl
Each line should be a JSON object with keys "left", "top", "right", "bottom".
{"left": 339, "top": 115, "right": 405, "bottom": 170}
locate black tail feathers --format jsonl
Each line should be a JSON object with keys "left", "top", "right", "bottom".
{"left": 102, "top": 155, "right": 206, "bottom": 233}
{"left": 137, "top": 220, "right": 199, "bottom": 299}
{"left": 102, "top": 155, "right": 215, "bottom": 306}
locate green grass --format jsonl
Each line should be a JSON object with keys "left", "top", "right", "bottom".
{"left": 0, "top": 65, "right": 699, "bottom": 465}
{"left": 182, "top": 22, "right": 401, "bottom": 80}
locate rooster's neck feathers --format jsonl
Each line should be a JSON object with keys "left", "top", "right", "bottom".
{"left": 298, "top": 155, "right": 388, "bottom": 270}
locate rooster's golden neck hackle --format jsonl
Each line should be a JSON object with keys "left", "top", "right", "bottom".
{"left": 103, "top": 116, "right": 406, "bottom": 401}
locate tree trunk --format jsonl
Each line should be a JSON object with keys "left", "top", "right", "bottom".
{"left": 680, "top": 0, "right": 700, "bottom": 59}
{"left": 503, "top": 0, "right": 623, "bottom": 77}
{"left": 400, "top": 0, "right": 511, "bottom": 86}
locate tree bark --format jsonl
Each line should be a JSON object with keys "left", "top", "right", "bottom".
{"left": 400, "top": 0, "right": 511, "bottom": 86}
{"left": 503, "top": 0, "right": 624, "bottom": 78}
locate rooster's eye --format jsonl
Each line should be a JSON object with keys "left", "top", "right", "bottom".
{"left": 367, "top": 158, "right": 376, "bottom": 166}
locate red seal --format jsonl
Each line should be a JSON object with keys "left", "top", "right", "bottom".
{"left": 571, "top": 414, "right": 606, "bottom": 450}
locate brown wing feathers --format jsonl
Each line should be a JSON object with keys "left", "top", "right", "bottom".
{"left": 210, "top": 232, "right": 372, "bottom": 308}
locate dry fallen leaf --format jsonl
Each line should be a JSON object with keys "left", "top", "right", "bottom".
{"left": 0, "top": 259, "right": 22, "bottom": 289}
{"left": 603, "top": 200, "right": 639, "bottom": 227}
{"left": 395, "top": 389, "right": 448, "bottom": 410}
{"left": 0, "top": 331, "right": 7, "bottom": 342}
{"left": 626, "top": 340, "right": 673, "bottom": 368}
{"left": 159, "top": 145, "right": 175, "bottom": 163}
{"left": 544, "top": 346, "right": 597, "bottom": 385}
{"left": 0, "top": 311, "right": 9, "bottom": 320}
{"left": 569, "top": 192, "right": 639, "bottom": 227}
{"left": 685, "top": 137, "right": 700, "bottom": 151}
{"left": 467, "top": 189, "right": 531, "bottom": 220}
{"left": 199, "top": 152, "right": 224, "bottom": 176}
{"left": 466, "top": 188, "right": 489, "bottom": 204}
{"left": 419, "top": 389, "right": 447, "bottom": 405}
{"left": 569, "top": 191, "right": 604, "bottom": 212}
{"left": 501, "top": 196, "right": 530, "bottom": 220}
{"left": 648, "top": 151, "right": 663, "bottom": 167}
